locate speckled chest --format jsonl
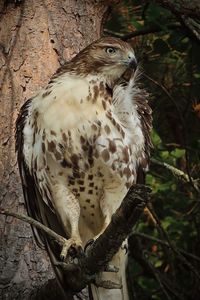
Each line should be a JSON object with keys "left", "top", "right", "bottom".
{"left": 54, "top": 116, "right": 136, "bottom": 233}
{"left": 48, "top": 114, "right": 136, "bottom": 204}
{"left": 37, "top": 109, "right": 140, "bottom": 212}
{"left": 28, "top": 76, "right": 144, "bottom": 229}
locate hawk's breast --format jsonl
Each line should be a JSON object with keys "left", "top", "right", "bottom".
{"left": 22, "top": 73, "right": 144, "bottom": 238}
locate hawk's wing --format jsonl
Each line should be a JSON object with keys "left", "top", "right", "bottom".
{"left": 16, "top": 98, "right": 67, "bottom": 244}
{"left": 16, "top": 98, "right": 69, "bottom": 293}
{"left": 115, "top": 71, "right": 153, "bottom": 182}
{"left": 15, "top": 99, "right": 45, "bottom": 247}
{"left": 135, "top": 86, "right": 153, "bottom": 184}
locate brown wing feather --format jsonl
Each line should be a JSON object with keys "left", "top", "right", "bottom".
{"left": 121, "top": 68, "right": 153, "bottom": 166}
{"left": 135, "top": 88, "right": 153, "bottom": 184}
{"left": 15, "top": 99, "right": 66, "bottom": 243}
{"left": 16, "top": 99, "right": 70, "bottom": 294}
{"left": 115, "top": 71, "right": 153, "bottom": 183}
{"left": 135, "top": 89, "right": 153, "bottom": 161}
{"left": 15, "top": 99, "right": 46, "bottom": 248}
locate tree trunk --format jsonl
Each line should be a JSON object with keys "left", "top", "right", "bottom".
{"left": 0, "top": 1, "right": 112, "bottom": 299}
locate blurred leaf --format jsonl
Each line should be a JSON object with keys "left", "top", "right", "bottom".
{"left": 155, "top": 260, "right": 163, "bottom": 267}
{"left": 171, "top": 148, "right": 185, "bottom": 158}
{"left": 151, "top": 129, "right": 162, "bottom": 147}
{"left": 162, "top": 216, "right": 174, "bottom": 230}
{"left": 160, "top": 150, "right": 170, "bottom": 159}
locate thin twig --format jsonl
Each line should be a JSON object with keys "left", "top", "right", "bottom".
{"left": 133, "top": 232, "right": 200, "bottom": 263}
{"left": 0, "top": 209, "right": 66, "bottom": 246}
{"left": 104, "top": 24, "right": 181, "bottom": 40}
{"left": 165, "top": 143, "right": 200, "bottom": 152}
{"left": 129, "top": 235, "right": 183, "bottom": 300}
{"left": 146, "top": 204, "right": 200, "bottom": 281}
{"left": 142, "top": 0, "right": 200, "bottom": 19}
{"left": 145, "top": 257, "right": 172, "bottom": 300}
{"left": 180, "top": 15, "right": 200, "bottom": 42}
{"left": 144, "top": 73, "right": 199, "bottom": 195}
{"left": 151, "top": 158, "right": 200, "bottom": 192}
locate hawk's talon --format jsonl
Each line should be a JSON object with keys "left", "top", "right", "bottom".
{"left": 68, "top": 245, "right": 84, "bottom": 259}
{"left": 60, "top": 242, "right": 70, "bottom": 261}
{"left": 60, "top": 238, "right": 83, "bottom": 261}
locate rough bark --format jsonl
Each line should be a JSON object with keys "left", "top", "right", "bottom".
{"left": 0, "top": 1, "right": 113, "bottom": 299}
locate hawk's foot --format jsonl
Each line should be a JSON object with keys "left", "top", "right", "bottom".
{"left": 60, "top": 237, "right": 83, "bottom": 262}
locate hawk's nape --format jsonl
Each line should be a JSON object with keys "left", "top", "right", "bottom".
{"left": 16, "top": 36, "right": 152, "bottom": 299}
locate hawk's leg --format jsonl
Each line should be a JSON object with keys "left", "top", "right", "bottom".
{"left": 95, "top": 188, "right": 125, "bottom": 239}
{"left": 52, "top": 183, "right": 83, "bottom": 261}
{"left": 84, "top": 187, "right": 127, "bottom": 289}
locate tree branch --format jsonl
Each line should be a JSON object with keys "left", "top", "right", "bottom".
{"left": 142, "top": 0, "right": 200, "bottom": 19}
{"left": 132, "top": 232, "right": 200, "bottom": 263}
{"left": 146, "top": 204, "right": 200, "bottom": 281}
{"left": 180, "top": 15, "right": 200, "bottom": 42}
{"left": 0, "top": 209, "right": 67, "bottom": 246}
{"left": 105, "top": 1, "right": 200, "bottom": 43}
{"left": 104, "top": 24, "right": 181, "bottom": 40}
{"left": 142, "top": 0, "right": 200, "bottom": 43}
{"left": 0, "top": 184, "right": 151, "bottom": 294}
{"left": 151, "top": 158, "right": 200, "bottom": 193}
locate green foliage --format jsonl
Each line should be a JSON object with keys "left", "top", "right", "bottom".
{"left": 106, "top": 1, "right": 200, "bottom": 299}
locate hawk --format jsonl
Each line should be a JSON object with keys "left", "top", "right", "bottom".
{"left": 16, "top": 37, "right": 152, "bottom": 300}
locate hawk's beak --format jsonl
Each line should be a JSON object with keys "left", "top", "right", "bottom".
{"left": 128, "top": 57, "right": 138, "bottom": 71}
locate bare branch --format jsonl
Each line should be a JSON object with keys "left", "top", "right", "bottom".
{"left": 0, "top": 209, "right": 66, "bottom": 246}
{"left": 142, "top": 0, "right": 200, "bottom": 19}
{"left": 151, "top": 158, "right": 200, "bottom": 193}
{"left": 146, "top": 205, "right": 200, "bottom": 281}
{"left": 144, "top": 74, "right": 199, "bottom": 194}
{"left": 129, "top": 234, "right": 184, "bottom": 300}
{"left": 141, "top": 0, "right": 200, "bottom": 42}
{"left": 104, "top": 24, "right": 181, "bottom": 40}
{"left": 180, "top": 15, "right": 200, "bottom": 42}
{"left": 132, "top": 232, "right": 200, "bottom": 263}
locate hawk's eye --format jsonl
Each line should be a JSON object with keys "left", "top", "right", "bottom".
{"left": 105, "top": 47, "right": 116, "bottom": 55}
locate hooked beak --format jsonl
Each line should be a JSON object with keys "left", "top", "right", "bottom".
{"left": 128, "top": 57, "right": 138, "bottom": 71}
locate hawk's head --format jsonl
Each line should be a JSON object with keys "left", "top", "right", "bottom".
{"left": 69, "top": 37, "right": 137, "bottom": 85}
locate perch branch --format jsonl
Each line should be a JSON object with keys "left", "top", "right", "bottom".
{"left": 0, "top": 184, "right": 151, "bottom": 294}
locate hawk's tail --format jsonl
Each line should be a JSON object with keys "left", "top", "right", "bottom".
{"left": 90, "top": 248, "right": 129, "bottom": 300}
